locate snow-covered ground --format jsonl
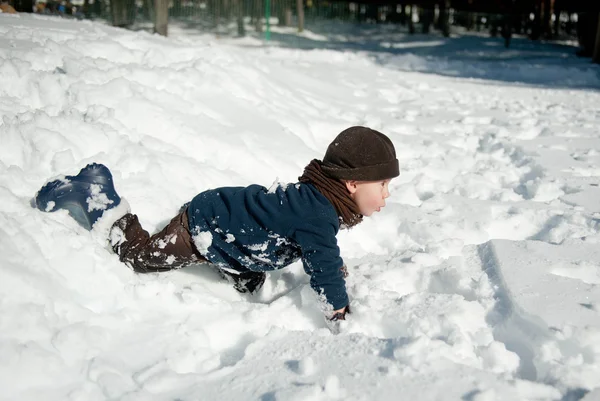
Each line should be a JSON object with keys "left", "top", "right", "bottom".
{"left": 2, "top": 13, "right": 600, "bottom": 401}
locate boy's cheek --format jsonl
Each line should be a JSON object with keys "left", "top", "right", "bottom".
{"left": 370, "top": 197, "right": 382, "bottom": 209}
{"left": 356, "top": 201, "right": 370, "bottom": 216}
{"left": 365, "top": 203, "right": 378, "bottom": 215}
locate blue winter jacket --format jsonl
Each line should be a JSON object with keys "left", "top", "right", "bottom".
{"left": 187, "top": 182, "right": 348, "bottom": 310}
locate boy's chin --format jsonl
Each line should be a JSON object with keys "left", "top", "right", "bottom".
{"left": 363, "top": 207, "right": 383, "bottom": 216}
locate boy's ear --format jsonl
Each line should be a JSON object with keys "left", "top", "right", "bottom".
{"left": 344, "top": 180, "right": 358, "bottom": 194}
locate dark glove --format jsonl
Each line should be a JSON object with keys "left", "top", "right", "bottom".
{"left": 330, "top": 305, "right": 351, "bottom": 321}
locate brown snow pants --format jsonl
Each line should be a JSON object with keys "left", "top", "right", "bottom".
{"left": 110, "top": 208, "right": 267, "bottom": 293}
{"left": 111, "top": 209, "right": 207, "bottom": 273}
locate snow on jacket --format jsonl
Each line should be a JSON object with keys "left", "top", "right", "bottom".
{"left": 187, "top": 182, "right": 348, "bottom": 310}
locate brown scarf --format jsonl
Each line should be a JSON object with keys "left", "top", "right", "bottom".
{"left": 298, "top": 159, "right": 363, "bottom": 229}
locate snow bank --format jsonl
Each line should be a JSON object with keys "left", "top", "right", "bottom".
{"left": 2, "top": 13, "right": 600, "bottom": 401}
{"left": 477, "top": 240, "right": 600, "bottom": 390}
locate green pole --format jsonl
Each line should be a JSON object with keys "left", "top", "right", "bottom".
{"left": 265, "top": 0, "right": 271, "bottom": 41}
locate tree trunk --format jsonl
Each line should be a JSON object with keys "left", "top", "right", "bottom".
{"left": 297, "top": 0, "right": 304, "bottom": 32}
{"left": 577, "top": 12, "right": 597, "bottom": 57}
{"left": 439, "top": 0, "right": 450, "bottom": 37}
{"left": 593, "top": 12, "right": 600, "bottom": 64}
{"left": 420, "top": 8, "right": 432, "bottom": 33}
{"left": 225, "top": 0, "right": 233, "bottom": 21}
{"left": 502, "top": 2, "right": 514, "bottom": 48}
{"left": 254, "top": 0, "right": 262, "bottom": 32}
{"left": 466, "top": 12, "right": 474, "bottom": 31}
{"left": 110, "top": 0, "right": 135, "bottom": 27}
{"left": 542, "top": 0, "right": 553, "bottom": 38}
{"left": 531, "top": 1, "right": 542, "bottom": 39}
{"left": 566, "top": 12, "right": 573, "bottom": 35}
{"left": 408, "top": 4, "right": 415, "bottom": 34}
{"left": 173, "top": 0, "right": 181, "bottom": 17}
{"left": 399, "top": 3, "right": 406, "bottom": 25}
{"left": 554, "top": 8, "right": 561, "bottom": 37}
{"left": 14, "top": 0, "right": 34, "bottom": 12}
{"left": 154, "top": 0, "right": 168, "bottom": 36}
{"left": 237, "top": 0, "right": 245, "bottom": 36}
{"left": 143, "top": 0, "right": 155, "bottom": 23}
{"left": 214, "top": 0, "right": 221, "bottom": 30}
{"left": 277, "top": 0, "right": 286, "bottom": 26}
{"left": 83, "top": 0, "right": 90, "bottom": 17}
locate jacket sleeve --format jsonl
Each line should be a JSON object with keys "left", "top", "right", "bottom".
{"left": 290, "top": 219, "right": 349, "bottom": 310}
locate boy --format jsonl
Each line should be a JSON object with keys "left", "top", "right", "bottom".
{"left": 34, "top": 126, "right": 399, "bottom": 320}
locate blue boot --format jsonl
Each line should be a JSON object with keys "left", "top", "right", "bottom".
{"left": 35, "top": 163, "right": 122, "bottom": 230}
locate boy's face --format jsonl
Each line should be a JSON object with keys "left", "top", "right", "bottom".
{"left": 345, "top": 179, "right": 392, "bottom": 216}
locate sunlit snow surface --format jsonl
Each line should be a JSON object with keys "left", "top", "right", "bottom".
{"left": 1, "top": 13, "right": 600, "bottom": 401}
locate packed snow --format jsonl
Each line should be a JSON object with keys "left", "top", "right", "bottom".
{"left": 1, "top": 13, "right": 600, "bottom": 401}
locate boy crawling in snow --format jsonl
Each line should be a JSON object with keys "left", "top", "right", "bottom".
{"left": 34, "top": 126, "right": 399, "bottom": 320}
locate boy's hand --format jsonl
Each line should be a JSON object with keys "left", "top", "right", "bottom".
{"left": 330, "top": 305, "right": 350, "bottom": 321}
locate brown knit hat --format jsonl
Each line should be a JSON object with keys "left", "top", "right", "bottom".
{"left": 321, "top": 126, "right": 399, "bottom": 181}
